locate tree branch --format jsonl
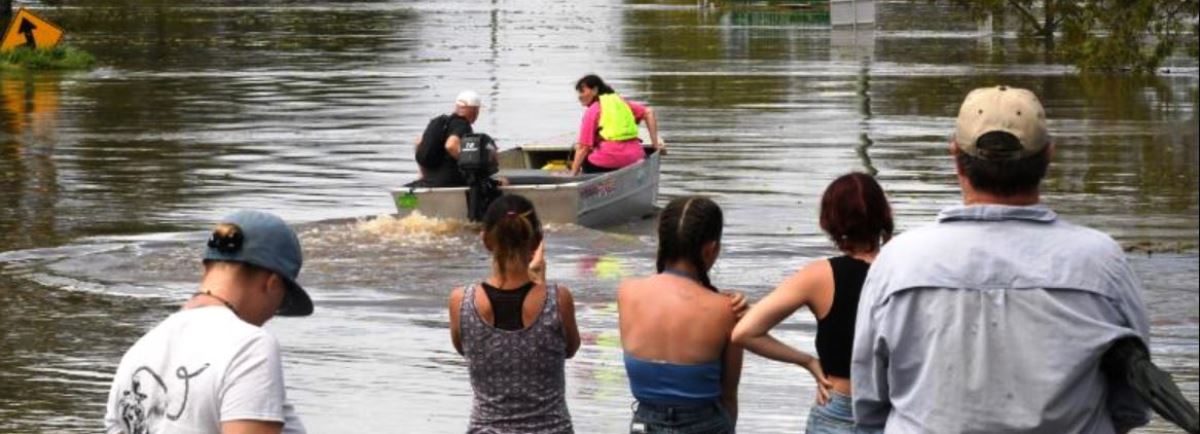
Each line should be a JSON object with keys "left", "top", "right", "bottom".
{"left": 1007, "top": 0, "right": 1047, "bottom": 35}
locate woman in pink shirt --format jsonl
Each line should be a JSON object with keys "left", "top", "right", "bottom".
{"left": 570, "top": 75, "right": 665, "bottom": 175}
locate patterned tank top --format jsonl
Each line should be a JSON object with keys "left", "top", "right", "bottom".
{"left": 460, "top": 283, "right": 574, "bottom": 434}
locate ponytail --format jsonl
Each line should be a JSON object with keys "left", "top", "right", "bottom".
{"left": 482, "top": 195, "right": 544, "bottom": 276}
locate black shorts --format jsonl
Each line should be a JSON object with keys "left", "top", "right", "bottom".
{"left": 582, "top": 158, "right": 619, "bottom": 174}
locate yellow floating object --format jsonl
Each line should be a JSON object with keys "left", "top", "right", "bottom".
{"left": 594, "top": 256, "right": 624, "bottom": 280}
{"left": 541, "top": 160, "right": 569, "bottom": 171}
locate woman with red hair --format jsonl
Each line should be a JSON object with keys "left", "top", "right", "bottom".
{"left": 732, "top": 172, "right": 894, "bottom": 434}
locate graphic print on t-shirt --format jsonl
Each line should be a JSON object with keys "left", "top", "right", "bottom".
{"left": 117, "top": 363, "right": 210, "bottom": 433}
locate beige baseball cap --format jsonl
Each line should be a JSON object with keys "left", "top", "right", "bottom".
{"left": 954, "top": 85, "right": 1049, "bottom": 160}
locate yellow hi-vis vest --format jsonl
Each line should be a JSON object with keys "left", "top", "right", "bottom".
{"left": 598, "top": 93, "right": 639, "bottom": 142}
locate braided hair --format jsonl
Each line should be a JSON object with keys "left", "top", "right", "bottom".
{"left": 656, "top": 196, "right": 723, "bottom": 292}
{"left": 482, "top": 194, "right": 544, "bottom": 277}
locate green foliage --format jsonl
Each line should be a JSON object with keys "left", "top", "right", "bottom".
{"left": 929, "top": 0, "right": 1199, "bottom": 73}
{"left": 1, "top": 45, "right": 96, "bottom": 71}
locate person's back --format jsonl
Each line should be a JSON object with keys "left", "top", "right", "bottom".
{"left": 620, "top": 274, "right": 735, "bottom": 408}
{"left": 106, "top": 308, "right": 301, "bottom": 433}
{"left": 415, "top": 90, "right": 480, "bottom": 187}
{"left": 852, "top": 86, "right": 1149, "bottom": 434}
{"left": 618, "top": 196, "right": 742, "bottom": 433}
{"left": 458, "top": 282, "right": 572, "bottom": 432}
{"left": 732, "top": 172, "right": 893, "bottom": 434}
{"left": 448, "top": 194, "right": 580, "bottom": 434}
{"left": 105, "top": 210, "right": 312, "bottom": 434}
{"left": 856, "top": 209, "right": 1147, "bottom": 433}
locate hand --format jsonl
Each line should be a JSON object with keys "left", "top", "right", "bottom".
{"left": 802, "top": 357, "right": 834, "bottom": 406}
{"left": 723, "top": 291, "right": 748, "bottom": 319}
{"left": 653, "top": 140, "right": 667, "bottom": 156}
{"left": 528, "top": 241, "right": 546, "bottom": 284}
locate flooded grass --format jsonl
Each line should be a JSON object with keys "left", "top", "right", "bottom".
{"left": 0, "top": 46, "right": 96, "bottom": 71}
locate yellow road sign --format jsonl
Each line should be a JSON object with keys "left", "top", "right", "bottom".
{"left": 1, "top": 8, "right": 65, "bottom": 52}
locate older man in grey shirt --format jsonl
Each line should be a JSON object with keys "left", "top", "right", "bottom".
{"left": 852, "top": 86, "right": 1150, "bottom": 434}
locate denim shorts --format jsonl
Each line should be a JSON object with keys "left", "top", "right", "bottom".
{"left": 630, "top": 400, "right": 734, "bottom": 434}
{"left": 805, "top": 392, "right": 882, "bottom": 434}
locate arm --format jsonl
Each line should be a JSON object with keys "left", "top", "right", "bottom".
{"left": 851, "top": 272, "right": 891, "bottom": 429}
{"left": 720, "top": 342, "right": 744, "bottom": 424}
{"left": 528, "top": 241, "right": 546, "bottom": 285}
{"left": 737, "top": 334, "right": 830, "bottom": 405}
{"left": 570, "top": 143, "right": 590, "bottom": 176}
{"left": 731, "top": 261, "right": 825, "bottom": 344}
{"left": 1107, "top": 254, "right": 1152, "bottom": 433}
{"left": 557, "top": 285, "right": 582, "bottom": 358}
{"left": 445, "top": 135, "right": 462, "bottom": 159}
{"left": 572, "top": 104, "right": 599, "bottom": 176}
{"left": 222, "top": 421, "right": 283, "bottom": 434}
{"left": 449, "top": 287, "right": 465, "bottom": 355}
{"left": 730, "top": 262, "right": 832, "bottom": 402}
{"left": 642, "top": 107, "right": 664, "bottom": 152}
{"left": 219, "top": 334, "right": 292, "bottom": 432}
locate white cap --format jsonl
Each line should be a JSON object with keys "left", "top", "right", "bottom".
{"left": 455, "top": 90, "right": 482, "bottom": 108}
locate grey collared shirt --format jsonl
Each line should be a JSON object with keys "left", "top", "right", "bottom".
{"left": 852, "top": 204, "right": 1150, "bottom": 434}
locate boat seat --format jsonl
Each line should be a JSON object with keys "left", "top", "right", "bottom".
{"left": 499, "top": 169, "right": 598, "bottom": 186}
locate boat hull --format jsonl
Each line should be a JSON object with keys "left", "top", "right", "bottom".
{"left": 390, "top": 145, "right": 660, "bottom": 227}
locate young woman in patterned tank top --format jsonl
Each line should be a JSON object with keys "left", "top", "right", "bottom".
{"left": 732, "top": 173, "right": 894, "bottom": 434}
{"left": 448, "top": 194, "right": 581, "bottom": 434}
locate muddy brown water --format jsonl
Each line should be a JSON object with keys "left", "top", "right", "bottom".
{"left": 1, "top": 1, "right": 1196, "bottom": 432}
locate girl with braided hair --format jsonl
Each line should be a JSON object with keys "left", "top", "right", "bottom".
{"left": 617, "top": 196, "right": 743, "bottom": 433}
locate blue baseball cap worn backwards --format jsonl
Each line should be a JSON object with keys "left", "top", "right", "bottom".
{"left": 203, "top": 210, "right": 313, "bottom": 317}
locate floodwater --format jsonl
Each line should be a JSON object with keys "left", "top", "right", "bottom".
{"left": 1, "top": 0, "right": 1197, "bottom": 432}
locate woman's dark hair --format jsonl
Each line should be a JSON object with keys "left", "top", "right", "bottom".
{"left": 956, "top": 131, "right": 1050, "bottom": 197}
{"left": 575, "top": 74, "right": 615, "bottom": 95}
{"left": 820, "top": 172, "right": 894, "bottom": 254}
{"left": 656, "top": 197, "right": 723, "bottom": 292}
{"left": 482, "top": 194, "right": 543, "bottom": 277}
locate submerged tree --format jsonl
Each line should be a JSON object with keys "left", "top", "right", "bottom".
{"left": 934, "top": 0, "right": 1199, "bottom": 73}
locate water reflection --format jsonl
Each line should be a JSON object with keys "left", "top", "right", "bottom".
{"left": 0, "top": 75, "right": 62, "bottom": 250}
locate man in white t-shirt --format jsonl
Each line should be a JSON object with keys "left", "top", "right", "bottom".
{"left": 105, "top": 210, "right": 313, "bottom": 434}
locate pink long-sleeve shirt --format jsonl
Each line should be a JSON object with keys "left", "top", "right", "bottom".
{"left": 577, "top": 98, "right": 647, "bottom": 170}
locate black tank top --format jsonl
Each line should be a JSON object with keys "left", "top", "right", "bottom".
{"left": 815, "top": 255, "right": 871, "bottom": 378}
{"left": 480, "top": 281, "right": 535, "bottom": 331}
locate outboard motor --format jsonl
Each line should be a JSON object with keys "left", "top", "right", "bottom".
{"left": 458, "top": 133, "right": 501, "bottom": 222}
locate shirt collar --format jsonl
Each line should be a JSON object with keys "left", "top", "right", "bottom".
{"left": 937, "top": 204, "right": 1058, "bottom": 223}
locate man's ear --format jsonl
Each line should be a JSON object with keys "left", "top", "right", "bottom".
{"left": 259, "top": 272, "right": 279, "bottom": 293}
{"left": 950, "top": 141, "right": 965, "bottom": 177}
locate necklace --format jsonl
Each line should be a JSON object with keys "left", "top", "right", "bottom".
{"left": 661, "top": 268, "right": 699, "bottom": 282}
{"left": 192, "top": 291, "right": 239, "bottom": 317}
